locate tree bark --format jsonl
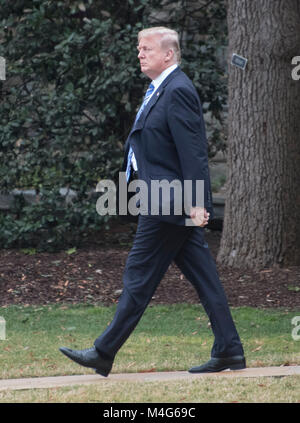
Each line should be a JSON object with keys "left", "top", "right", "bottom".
{"left": 217, "top": 0, "right": 300, "bottom": 269}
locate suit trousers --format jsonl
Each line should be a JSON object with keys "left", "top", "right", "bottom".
{"left": 94, "top": 216, "right": 244, "bottom": 361}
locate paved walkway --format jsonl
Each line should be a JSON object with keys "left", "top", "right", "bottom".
{"left": 0, "top": 366, "right": 299, "bottom": 391}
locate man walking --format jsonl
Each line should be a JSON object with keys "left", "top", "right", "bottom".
{"left": 60, "top": 27, "right": 246, "bottom": 376}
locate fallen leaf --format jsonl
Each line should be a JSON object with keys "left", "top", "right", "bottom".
{"left": 66, "top": 247, "right": 77, "bottom": 255}
{"left": 251, "top": 346, "right": 262, "bottom": 352}
{"left": 139, "top": 368, "right": 156, "bottom": 373}
{"left": 126, "top": 362, "right": 136, "bottom": 368}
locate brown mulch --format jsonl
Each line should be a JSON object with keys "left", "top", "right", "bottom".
{"left": 0, "top": 224, "right": 299, "bottom": 309}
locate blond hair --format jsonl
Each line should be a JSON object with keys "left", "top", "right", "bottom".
{"left": 138, "top": 26, "right": 181, "bottom": 64}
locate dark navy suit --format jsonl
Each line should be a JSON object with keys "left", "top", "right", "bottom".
{"left": 122, "top": 67, "right": 213, "bottom": 224}
{"left": 94, "top": 67, "right": 244, "bottom": 362}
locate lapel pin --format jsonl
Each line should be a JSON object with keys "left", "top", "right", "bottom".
{"left": 157, "top": 92, "right": 159, "bottom": 96}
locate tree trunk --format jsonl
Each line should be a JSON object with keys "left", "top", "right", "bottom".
{"left": 217, "top": 0, "right": 300, "bottom": 269}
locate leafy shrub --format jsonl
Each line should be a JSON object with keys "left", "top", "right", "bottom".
{"left": 0, "top": 0, "right": 227, "bottom": 250}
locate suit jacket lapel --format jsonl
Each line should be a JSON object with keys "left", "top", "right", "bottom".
{"left": 134, "top": 86, "right": 164, "bottom": 130}
{"left": 128, "top": 66, "right": 181, "bottom": 137}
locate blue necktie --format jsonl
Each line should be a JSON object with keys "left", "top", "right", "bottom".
{"left": 126, "top": 83, "right": 155, "bottom": 181}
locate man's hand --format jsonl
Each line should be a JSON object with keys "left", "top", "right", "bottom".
{"left": 190, "top": 207, "right": 210, "bottom": 227}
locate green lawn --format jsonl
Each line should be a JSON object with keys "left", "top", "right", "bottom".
{"left": 0, "top": 304, "right": 299, "bottom": 403}
{"left": 0, "top": 304, "right": 299, "bottom": 380}
{"left": 1, "top": 375, "right": 299, "bottom": 403}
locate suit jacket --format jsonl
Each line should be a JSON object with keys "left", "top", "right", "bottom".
{"left": 121, "top": 66, "right": 214, "bottom": 225}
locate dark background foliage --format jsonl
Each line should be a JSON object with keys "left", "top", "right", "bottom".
{"left": 0, "top": 0, "right": 227, "bottom": 250}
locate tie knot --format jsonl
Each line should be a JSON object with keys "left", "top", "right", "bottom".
{"left": 145, "top": 83, "right": 155, "bottom": 98}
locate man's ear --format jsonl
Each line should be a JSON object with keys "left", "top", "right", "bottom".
{"left": 165, "top": 48, "right": 174, "bottom": 62}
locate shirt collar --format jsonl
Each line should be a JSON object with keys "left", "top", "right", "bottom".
{"left": 151, "top": 63, "right": 178, "bottom": 91}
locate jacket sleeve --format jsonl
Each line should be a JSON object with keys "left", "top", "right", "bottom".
{"left": 167, "top": 85, "right": 213, "bottom": 212}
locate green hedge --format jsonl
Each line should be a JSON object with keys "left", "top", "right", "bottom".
{"left": 0, "top": 0, "right": 227, "bottom": 250}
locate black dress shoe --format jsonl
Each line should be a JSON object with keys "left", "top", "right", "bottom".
{"left": 59, "top": 346, "right": 113, "bottom": 377}
{"left": 189, "top": 355, "right": 246, "bottom": 373}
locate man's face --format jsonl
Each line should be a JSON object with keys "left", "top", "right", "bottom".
{"left": 137, "top": 35, "right": 170, "bottom": 80}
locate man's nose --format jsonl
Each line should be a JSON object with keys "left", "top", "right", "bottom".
{"left": 138, "top": 50, "right": 144, "bottom": 59}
